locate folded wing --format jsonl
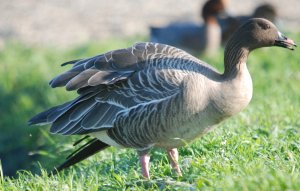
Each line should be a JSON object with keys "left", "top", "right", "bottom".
{"left": 29, "top": 42, "right": 204, "bottom": 135}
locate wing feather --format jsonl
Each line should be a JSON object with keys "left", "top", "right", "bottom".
{"left": 81, "top": 103, "right": 123, "bottom": 130}
{"left": 48, "top": 42, "right": 200, "bottom": 91}
{"left": 65, "top": 69, "right": 99, "bottom": 91}
{"left": 30, "top": 42, "right": 214, "bottom": 135}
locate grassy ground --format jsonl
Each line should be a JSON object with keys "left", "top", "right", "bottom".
{"left": 0, "top": 33, "right": 300, "bottom": 190}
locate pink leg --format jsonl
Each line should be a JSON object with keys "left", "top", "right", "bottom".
{"left": 167, "top": 148, "right": 182, "bottom": 176}
{"left": 139, "top": 153, "right": 150, "bottom": 179}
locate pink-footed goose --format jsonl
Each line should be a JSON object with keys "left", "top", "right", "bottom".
{"left": 29, "top": 18, "right": 296, "bottom": 179}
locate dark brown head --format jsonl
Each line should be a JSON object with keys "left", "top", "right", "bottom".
{"left": 201, "top": 0, "right": 228, "bottom": 22}
{"left": 228, "top": 18, "right": 296, "bottom": 51}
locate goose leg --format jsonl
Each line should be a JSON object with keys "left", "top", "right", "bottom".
{"left": 138, "top": 152, "right": 150, "bottom": 179}
{"left": 167, "top": 148, "right": 182, "bottom": 176}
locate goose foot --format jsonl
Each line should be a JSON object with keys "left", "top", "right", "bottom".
{"left": 167, "top": 148, "right": 182, "bottom": 176}
{"left": 139, "top": 153, "right": 150, "bottom": 179}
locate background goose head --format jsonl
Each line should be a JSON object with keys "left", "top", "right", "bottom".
{"left": 226, "top": 18, "right": 296, "bottom": 51}
{"left": 201, "top": 0, "right": 228, "bottom": 23}
{"left": 253, "top": 4, "right": 277, "bottom": 23}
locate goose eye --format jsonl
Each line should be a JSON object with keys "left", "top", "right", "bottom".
{"left": 257, "top": 22, "right": 270, "bottom": 30}
{"left": 262, "top": 24, "right": 270, "bottom": 30}
{"left": 265, "top": 24, "right": 271, "bottom": 30}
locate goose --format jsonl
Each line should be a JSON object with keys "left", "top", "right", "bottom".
{"left": 28, "top": 18, "right": 296, "bottom": 179}
{"left": 220, "top": 3, "right": 277, "bottom": 44}
{"left": 150, "top": 0, "right": 227, "bottom": 55}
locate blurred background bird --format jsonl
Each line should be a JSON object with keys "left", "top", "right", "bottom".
{"left": 219, "top": 3, "right": 277, "bottom": 44}
{"left": 149, "top": 0, "right": 278, "bottom": 56}
{"left": 150, "top": 0, "right": 229, "bottom": 56}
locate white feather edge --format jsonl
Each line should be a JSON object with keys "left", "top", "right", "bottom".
{"left": 90, "top": 130, "right": 123, "bottom": 148}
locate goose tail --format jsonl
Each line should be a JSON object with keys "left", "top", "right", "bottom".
{"left": 49, "top": 138, "right": 110, "bottom": 176}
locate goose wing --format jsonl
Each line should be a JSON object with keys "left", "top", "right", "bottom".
{"left": 29, "top": 42, "right": 211, "bottom": 135}
{"left": 49, "top": 42, "right": 200, "bottom": 90}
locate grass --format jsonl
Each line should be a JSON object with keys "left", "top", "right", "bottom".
{"left": 0, "top": 33, "right": 300, "bottom": 190}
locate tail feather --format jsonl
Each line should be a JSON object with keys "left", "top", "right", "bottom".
{"left": 28, "top": 105, "right": 62, "bottom": 125}
{"left": 28, "top": 100, "right": 74, "bottom": 126}
{"left": 28, "top": 90, "right": 96, "bottom": 127}
{"left": 49, "top": 138, "right": 110, "bottom": 176}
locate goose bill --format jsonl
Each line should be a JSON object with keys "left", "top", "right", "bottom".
{"left": 275, "top": 32, "right": 297, "bottom": 50}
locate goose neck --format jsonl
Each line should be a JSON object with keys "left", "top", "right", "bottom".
{"left": 204, "top": 16, "right": 218, "bottom": 25}
{"left": 223, "top": 41, "right": 250, "bottom": 78}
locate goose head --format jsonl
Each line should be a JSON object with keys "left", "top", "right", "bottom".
{"left": 228, "top": 18, "right": 297, "bottom": 51}
{"left": 224, "top": 18, "right": 296, "bottom": 76}
{"left": 201, "top": 0, "right": 228, "bottom": 23}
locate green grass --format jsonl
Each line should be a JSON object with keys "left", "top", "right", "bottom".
{"left": 1, "top": 33, "right": 300, "bottom": 190}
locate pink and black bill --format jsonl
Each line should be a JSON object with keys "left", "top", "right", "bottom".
{"left": 275, "top": 32, "right": 297, "bottom": 50}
